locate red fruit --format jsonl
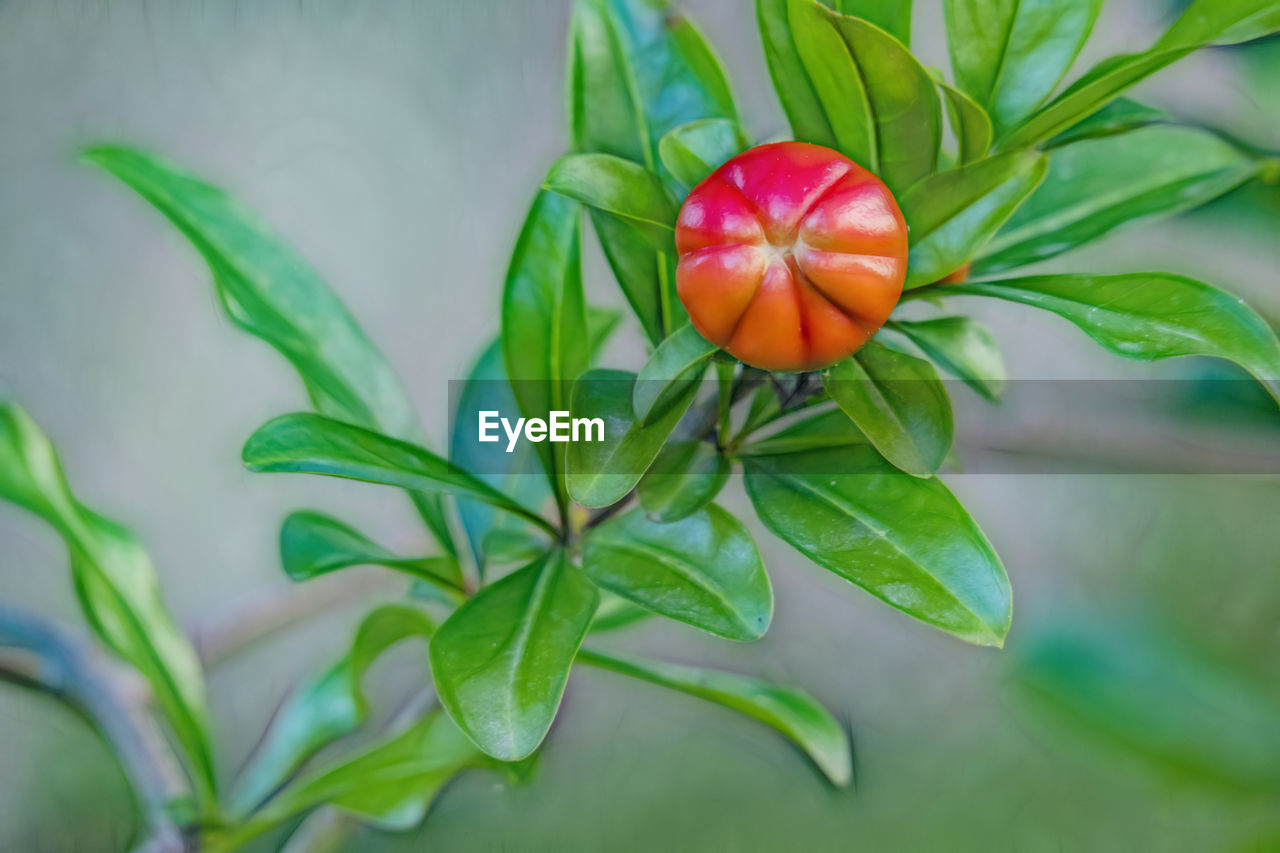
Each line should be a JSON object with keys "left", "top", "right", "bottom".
{"left": 675, "top": 142, "right": 908, "bottom": 372}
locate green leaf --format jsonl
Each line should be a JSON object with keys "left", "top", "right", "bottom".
{"left": 502, "top": 191, "right": 590, "bottom": 503}
{"left": 756, "top": 0, "right": 840, "bottom": 148}
{"left": 1045, "top": 97, "right": 1168, "bottom": 147}
{"left": 945, "top": 273, "right": 1280, "bottom": 403}
{"left": 823, "top": 343, "right": 954, "bottom": 476}
{"left": 590, "top": 592, "right": 655, "bottom": 633}
{"left": 578, "top": 648, "right": 852, "bottom": 785}
{"left": 278, "top": 511, "right": 463, "bottom": 593}
{"left": 831, "top": 0, "right": 912, "bottom": 45}
{"left": 229, "top": 604, "right": 435, "bottom": 815}
{"left": 657, "top": 118, "right": 751, "bottom": 194}
{"left": 583, "top": 506, "right": 771, "bottom": 641}
{"left": 430, "top": 551, "right": 598, "bottom": 760}
{"left": 743, "top": 444, "right": 1011, "bottom": 646}
{"left": 945, "top": 0, "right": 1103, "bottom": 132}
{"left": 901, "top": 150, "right": 1048, "bottom": 287}
{"left": 889, "top": 317, "right": 1006, "bottom": 402}
{"left": 568, "top": 369, "right": 700, "bottom": 507}
{"left": 242, "top": 413, "right": 555, "bottom": 534}
{"left": 1013, "top": 618, "right": 1280, "bottom": 790}
{"left": 0, "top": 402, "right": 216, "bottom": 804}
{"left": 979, "top": 125, "right": 1261, "bottom": 273}
{"left": 633, "top": 323, "right": 718, "bottom": 426}
{"left": 544, "top": 154, "right": 676, "bottom": 249}
{"left": 1155, "top": 0, "right": 1280, "bottom": 49}
{"left": 81, "top": 145, "right": 454, "bottom": 556}
{"left": 739, "top": 408, "right": 867, "bottom": 456}
{"left": 637, "top": 439, "right": 730, "bottom": 522}
{"left": 938, "top": 80, "right": 993, "bottom": 164}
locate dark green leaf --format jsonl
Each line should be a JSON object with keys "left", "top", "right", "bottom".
{"left": 756, "top": 0, "right": 840, "bottom": 148}
{"left": 945, "top": 0, "right": 1104, "bottom": 132}
{"left": 544, "top": 154, "right": 676, "bottom": 249}
{"left": 637, "top": 439, "right": 730, "bottom": 522}
{"left": 278, "top": 511, "right": 463, "bottom": 593}
{"left": 568, "top": 0, "right": 649, "bottom": 163}
{"left": 589, "top": 212, "right": 672, "bottom": 344}
{"left": 1045, "top": 97, "right": 1168, "bottom": 147}
{"left": 938, "top": 80, "right": 993, "bottom": 164}
{"left": 583, "top": 506, "right": 771, "bottom": 641}
{"left": 831, "top": 0, "right": 912, "bottom": 46}
{"left": 242, "top": 413, "right": 554, "bottom": 534}
{"left": 946, "top": 273, "right": 1280, "bottom": 403}
{"left": 743, "top": 444, "right": 1011, "bottom": 646}
{"left": 578, "top": 648, "right": 852, "bottom": 785}
{"left": 889, "top": 317, "right": 1006, "bottom": 402}
{"left": 901, "top": 150, "right": 1048, "bottom": 287}
{"left": 658, "top": 118, "right": 751, "bottom": 193}
{"left": 633, "top": 323, "right": 718, "bottom": 426}
{"left": 979, "top": 125, "right": 1260, "bottom": 273}
{"left": 567, "top": 369, "right": 700, "bottom": 508}
{"left": 430, "top": 551, "right": 598, "bottom": 760}
{"left": 0, "top": 402, "right": 215, "bottom": 803}
{"left": 823, "top": 343, "right": 954, "bottom": 476}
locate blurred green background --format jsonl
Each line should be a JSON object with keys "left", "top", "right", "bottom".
{"left": 2, "top": 1, "right": 1279, "bottom": 850}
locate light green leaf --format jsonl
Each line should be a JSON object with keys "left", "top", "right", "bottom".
{"left": 739, "top": 408, "right": 866, "bottom": 457}
{"left": 633, "top": 323, "right": 718, "bottom": 426}
{"left": 658, "top": 118, "right": 751, "bottom": 193}
{"left": 823, "top": 343, "right": 954, "bottom": 476}
{"left": 743, "top": 444, "right": 1011, "bottom": 646}
{"left": 979, "top": 125, "right": 1261, "bottom": 273}
{"left": 1045, "top": 97, "right": 1168, "bottom": 147}
{"left": 946, "top": 273, "right": 1280, "bottom": 403}
{"left": 590, "top": 592, "right": 655, "bottom": 633}
{"left": 637, "top": 439, "right": 730, "bottom": 522}
{"left": 545, "top": 154, "right": 676, "bottom": 249}
{"left": 583, "top": 505, "right": 771, "bottom": 641}
{"left": 756, "top": 0, "right": 840, "bottom": 148}
{"left": 0, "top": 402, "right": 215, "bottom": 804}
{"left": 889, "top": 317, "right": 1006, "bottom": 402}
{"left": 1155, "top": 0, "right": 1280, "bottom": 49}
{"left": 832, "top": 0, "right": 913, "bottom": 45}
{"left": 430, "top": 551, "right": 598, "bottom": 760}
{"left": 938, "top": 80, "right": 993, "bottom": 164}
{"left": 242, "top": 413, "right": 554, "bottom": 534}
{"left": 578, "top": 647, "right": 853, "bottom": 785}
{"left": 568, "top": 369, "right": 700, "bottom": 508}
{"left": 901, "top": 150, "right": 1048, "bottom": 287}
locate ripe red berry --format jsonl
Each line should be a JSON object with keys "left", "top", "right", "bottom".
{"left": 675, "top": 142, "right": 908, "bottom": 372}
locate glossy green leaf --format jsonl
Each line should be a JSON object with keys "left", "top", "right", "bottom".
{"left": 0, "top": 402, "right": 215, "bottom": 804}
{"left": 583, "top": 506, "right": 771, "bottom": 641}
{"left": 658, "top": 118, "right": 751, "bottom": 193}
{"left": 242, "top": 413, "right": 554, "bottom": 534}
{"left": 945, "top": 0, "right": 1103, "bottom": 132}
{"left": 278, "top": 510, "right": 463, "bottom": 593}
{"left": 637, "top": 439, "right": 730, "bottom": 522}
{"left": 502, "top": 191, "right": 590, "bottom": 502}
{"left": 937, "top": 81, "right": 993, "bottom": 164}
{"left": 743, "top": 444, "right": 1011, "bottom": 646}
{"left": 901, "top": 150, "right": 1048, "bottom": 287}
{"left": 633, "top": 323, "right": 718, "bottom": 426}
{"left": 738, "top": 407, "right": 866, "bottom": 457}
{"left": 1045, "top": 97, "right": 1168, "bottom": 147}
{"left": 567, "top": 369, "right": 700, "bottom": 507}
{"left": 946, "top": 273, "right": 1280, "bottom": 403}
{"left": 757, "top": 0, "right": 839, "bottom": 148}
{"left": 1013, "top": 618, "right": 1280, "bottom": 790}
{"left": 430, "top": 552, "right": 598, "bottom": 760}
{"left": 229, "top": 604, "right": 436, "bottom": 815}
{"left": 578, "top": 648, "right": 852, "bottom": 785}
{"left": 823, "top": 343, "right": 954, "bottom": 476}
{"left": 979, "top": 125, "right": 1260, "bottom": 273}
{"left": 889, "top": 317, "right": 1006, "bottom": 402}
{"left": 785, "top": 0, "right": 875, "bottom": 166}
{"left": 544, "top": 154, "right": 676, "bottom": 250}
{"left": 568, "top": 0, "right": 649, "bottom": 163}
{"left": 832, "top": 0, "right": 912, "bottom": 45}
{"left": 82, "top": 145, "right": 454, "bottom": 556}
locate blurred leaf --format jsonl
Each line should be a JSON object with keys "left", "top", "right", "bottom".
{"left": 82, "top": 145, "right": 454, "bottom": 556}
{"left": 230, "top": 604, "right": 435, "bottom": 815}
{"left": 743, "top": 444, "right": 1011, "bottom": 646}
{"left": 831, "top": 0, "right": 912, "bottom": 45}
{"left": 947, "top": 273, "right": 1280, "bottom": 403}
{"left": 583, "top": 506, "right": 771, "bottom": 641}
{"left": 1155, "top": 0, "right": 1280, "bottom": 49}
{"left": 587, "top": 306, "right": 624, "bottom": 357}
{"left": 544, "top": 154, "right": 676, "bottom": 249}
{"left": 567, "top": 369, "right": 699, "bottom": 508}
{"left": 979, "top": 125, "right": 1261, "bottom": 273}
{"left": 637, "top": 439, "right": 730, "bottom": 522}
{"left": 938, "top": 81, "right": 993, "bottom": 164}
{"left": 578, "top": 648, "right": 853, "bottom": 785}
{"left": 430, "top": 551, "right": 598, "bottom": 760}
{"left": 823, "top": 343, "right": 954, "bottom": 476}
{"left": 1013, "top": 618, "right": 1280, "bottom": 790}
{"left": 590, "top": 592, "right": 655, "bottom": 633}
{"left": 757, "top": 0, "right": 840, "bottom": 148}
{"left": 502, "top": 191, "right": 590, "bottom": 504}
{"left": 901, "top": 150, "right": 1048, "bottom": 287}
{"left": 633, "top": 323, "right": 718, "bottom": 426}
{"left": 242, "top": 413, "right": 554, "bottom": 533}
{"left": 658, "top": 118, "right": 751, "bottom": 193}
{"left": 739, "top": 407, "right": 866, "bottom": 456}
{"left": 889, "top": 317, "right": 1006, "bottom": 402}
{"left": 945, "top": 0, "right": 1103, "bottom": 132}
{"left": 278, "top": 511, "right": 462, "bottom": 593}
{"left": 0, "top": 402, "right": 215, "bottom": 804}
{"left": 1045, "top": 97, "right": 1168, "bottom": 147}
